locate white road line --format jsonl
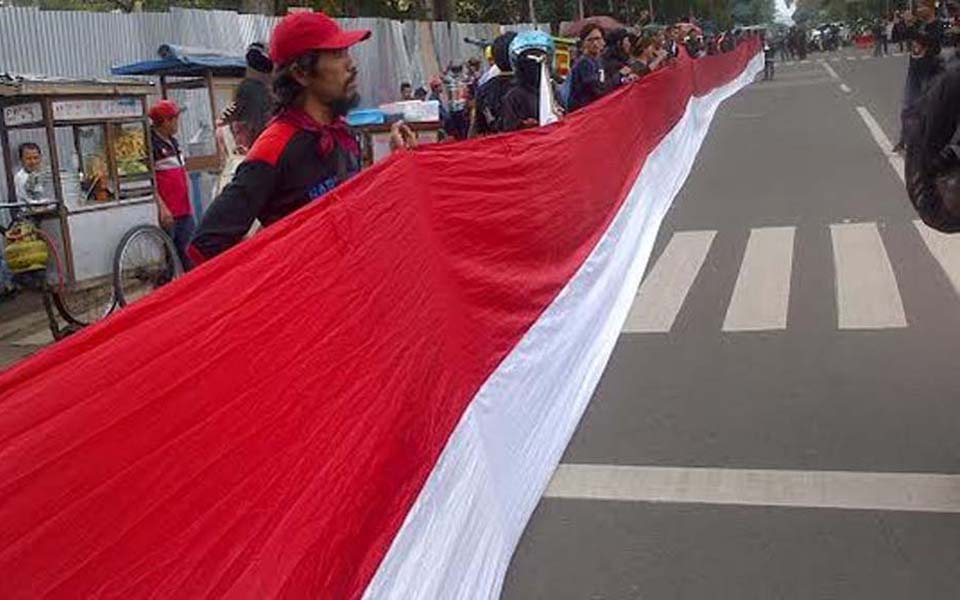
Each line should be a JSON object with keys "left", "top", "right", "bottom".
{"left": 545, "top": 464, "right": 960, "bottom": 514}
{"left": 914, "top": 220, "right": 960, "bottom": 297}
{"left": 839, "top": 83, "right": 852, "bottom": 93}
{"left": 856, "top": 106, "right": 905, "bottom": 183}
{"left": 830, "top": 222, "right": 907, "bottom": 329}
{"left": 819, "top": 60, "right": 840, "bottom": 80}
{"left": 622, "top": 230, "right": 715, "bottom": 333}
{"left": 846, "top": 56, "right": 858, "bottom": 61}
{"left": 722, "top": 226, "right": 795, "bottom": 332}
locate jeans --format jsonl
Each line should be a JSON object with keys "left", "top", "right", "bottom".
{"left": 166, "top": 215, "right": 196, "bottom": 272}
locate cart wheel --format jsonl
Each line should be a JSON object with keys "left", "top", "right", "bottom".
{"left": 50, "top": 282, "right": 117, "bottom": 327}
{"left": 113, "top": 224, "right": 183, "bottom": 308}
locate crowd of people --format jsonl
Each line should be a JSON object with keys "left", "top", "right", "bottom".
{"left": 179, "top": 12, "right": 758, "bottom": 265}
{"left": 400, "top": 21, "right": 752, "bottom": 140}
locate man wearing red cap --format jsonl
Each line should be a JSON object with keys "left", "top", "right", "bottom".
{"left": 189, "top": 11, "right": 415, "bottom": 264}
{"left": 149, "top": 99, "right": 194, "bottom": 270}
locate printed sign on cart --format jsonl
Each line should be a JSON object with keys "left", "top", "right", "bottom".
{"left": 52, "top": 99, "right": 142, "bottom": 121}
{"left": 3, "top": 102, "right": 43, "bottom": 127}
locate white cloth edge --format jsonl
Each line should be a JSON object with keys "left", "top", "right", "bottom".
{"left": 363, "top": 51, "right": 765, "bottom": 600}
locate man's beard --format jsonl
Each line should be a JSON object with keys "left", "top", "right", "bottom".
{"left": 330, "top": 92, "right": 361, "bottom": 118}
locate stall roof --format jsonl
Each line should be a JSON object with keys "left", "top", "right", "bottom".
{"left": 0, "top": 73, "right": 155, "bottom": 97}
{"left": 111, "top": 44, "right": 247, "bottom": 78}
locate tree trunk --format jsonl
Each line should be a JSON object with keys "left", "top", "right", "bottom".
{"left": 528, "top": 0, "right": 537, "bottom": 23}
{"left": 433, "top": 0, "right": 455, "bottom": 21}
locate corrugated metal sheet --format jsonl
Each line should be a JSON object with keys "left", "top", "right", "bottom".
{"left": 0, "top": 7, "right": 535, "bottom": 104}
{"left": 0, "top": 7, "right": 545, "bottom": 204}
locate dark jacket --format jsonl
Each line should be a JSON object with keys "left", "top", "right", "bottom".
{"left": 189, "top": 120, "right": 360, "bottom": 263}
{"left": 474, "top": 73, "right": 514, "bottom": 135}
{"left": 568, "top": 55, "right": 607, "bottom": 112}
{"left": 902, "top": 52, "right": 945, "bottom": 145}
{"left": 906, "top": 65, "right": 960, "bottom": 232}
{"left": 501, "top": 82, "right": 539, "bottom": 132}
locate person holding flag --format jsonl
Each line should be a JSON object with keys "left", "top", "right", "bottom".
{"left": 501, "top": 30, "right": 562, "bottom": 132}
{"left": 190, "top": 11, "right": 415, "bottom": 264}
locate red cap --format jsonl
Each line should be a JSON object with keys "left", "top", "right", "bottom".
{"left": 269, "top": 12, "right": 371, "bottom": 67}
{"left": 148, "top": 99, "right": 180, "bottom": 124}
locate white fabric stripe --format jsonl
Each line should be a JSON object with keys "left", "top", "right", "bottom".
{"left": 154, "top": 156, "right": 183, "bottom": 171}
{"left": 830, "top": 222, "right": 907, "bottom": 329}
{"left": 722, "top": 226, "right": 795, "bottom": 332}
{"left": 546, "top": 464, "right": 960, "bottom": 514}
{"left": 362, "top": 50, "right": 765, "bottom": 600}
{"left": 914, "top": 220, "right": 960, "bottom": 297}
{"left": 622, "top": 231, "right": 715, "bottom": 333}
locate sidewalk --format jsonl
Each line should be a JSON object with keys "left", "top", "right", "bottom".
{"left": 0, "top": 289, "right": 55, "bottom": 370}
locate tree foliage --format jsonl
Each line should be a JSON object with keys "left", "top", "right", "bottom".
{"left": 15, "top": 0, "right": 777, "bottom": 26}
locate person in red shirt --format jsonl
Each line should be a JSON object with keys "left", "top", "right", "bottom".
{"left": 149, "top": 99, "right": 194, "bottom": 270}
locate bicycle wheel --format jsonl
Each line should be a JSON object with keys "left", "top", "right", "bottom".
{"left": 51, "top": 281, "right": 116, "bottom": 327}
{"left": 113, "top": 224, "right": 183, "bottom": 308}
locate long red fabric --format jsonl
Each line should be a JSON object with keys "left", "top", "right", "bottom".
{"left": 0, "top": 40, "right": 758, "bottom": 598}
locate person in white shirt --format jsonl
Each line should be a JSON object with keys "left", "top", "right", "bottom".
{"left": 13, "top": 142, "right": 46, "bottom": 210}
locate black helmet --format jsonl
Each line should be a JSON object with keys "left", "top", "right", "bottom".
{"left": 492, "top": 32, "right": 518, "bottom": 72}
{"left": 246, "top": 42, "right": 273, "bottom": 74}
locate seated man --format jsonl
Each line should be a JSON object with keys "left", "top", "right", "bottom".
{"left": 13, "top": 142, "right": 48, "bottom": 215}
{"left": 501, "top": 30, "right": 559, "bottom": 132}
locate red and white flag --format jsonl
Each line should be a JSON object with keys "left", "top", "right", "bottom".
{"left": 0, "top": 41, "right": 761, "bottom": 599}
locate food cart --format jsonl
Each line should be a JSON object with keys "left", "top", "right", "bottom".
{"left": 0, "top": 74, "right": 181, "bottom": 332}
{"left": 112, "top": 45, "right": 247, "bottom": 213}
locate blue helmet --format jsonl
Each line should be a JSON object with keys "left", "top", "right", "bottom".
{"left": 508, "top": 30, "right": 555, "bottom": 69}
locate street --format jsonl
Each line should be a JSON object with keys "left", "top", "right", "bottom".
{"left": 1, "top": 44, "right": 958, "bottom": 600}
{"left": 503, "top": 49, "right": 960, "bottom": 599}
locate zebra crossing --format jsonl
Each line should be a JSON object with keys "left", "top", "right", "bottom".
{"left": 623, "top": 221, "right": 960, "bottom": 334}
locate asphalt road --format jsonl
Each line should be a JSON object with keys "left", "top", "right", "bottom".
{"left": 502, "top": 49, "right": 960, "bottom": 599}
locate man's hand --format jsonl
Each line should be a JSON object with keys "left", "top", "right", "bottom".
{"left": 157, "top": 202, "right": 174, "bottom": 229}
{"left": 521, "top": 117, "right": 540, "bottom": 129}
{"left": 389, "top": 121, "right": 418, "bottom": 151}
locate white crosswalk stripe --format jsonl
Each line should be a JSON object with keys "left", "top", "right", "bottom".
{"left": 914, "top": 220, "right": 960, "bottom": 297}
{"left": 622, "top": 221, "right": 960, "bottom": 335}
{"left": 830, "top": 222, "right": 906, "bottom": 329}
{"left": 723, "top": 227, "right": 795, "bottom": 332}
{"left": 623, "top": 230, "right": 715, "bottom": 333}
